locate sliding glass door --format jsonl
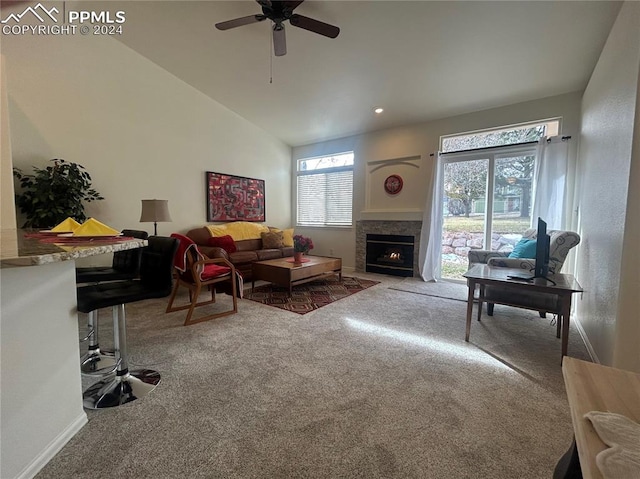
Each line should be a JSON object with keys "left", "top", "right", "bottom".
{"left": 440, "top": 146, "right": 536, "bottom": 280}
{"left": 442, "top": 158, "right": 489, "bottom": 279}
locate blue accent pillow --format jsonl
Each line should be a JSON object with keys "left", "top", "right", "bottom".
{"left": 508, "top": 239, "right": 537, "bottom": 259}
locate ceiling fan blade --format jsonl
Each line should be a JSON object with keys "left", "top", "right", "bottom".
{"left": 282, "top": 1, "right": 304, "bottom": 11}
{"left": 215, "top": 15, "right": 266, "bottom": 31}
{"left": 289, "top": 14, "right": 339, "bottom": 38}
{"left": 273, "top": 24, "right": 287, "bottom": 56}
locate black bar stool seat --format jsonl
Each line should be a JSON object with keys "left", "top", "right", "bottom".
{"left": 76, "top": 229, "right": 149, "bottom": 376}
{"left": 77, "top": 236, "right": 178, "bottom": 409}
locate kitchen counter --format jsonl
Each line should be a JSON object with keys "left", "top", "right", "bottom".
{"left": 1, "top": 229, "right": 147, "bottom": 267}
{"left": 0, "top": 229, "right": 148, "bottom": 479}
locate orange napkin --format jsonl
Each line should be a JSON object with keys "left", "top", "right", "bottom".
{"left": 51, "top": 217, "right": 81, "bottom": 232}
{"left": 73, "top": 218, "right": 120, "bottom": 236}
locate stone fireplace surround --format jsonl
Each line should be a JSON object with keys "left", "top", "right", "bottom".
{"left": 356, "top": 220, "right": 422, "bottom": 277}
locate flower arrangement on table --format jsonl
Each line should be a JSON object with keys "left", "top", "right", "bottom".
{"left": 293, "top": 235, "right": 314, "bottom": 253}
{"left": 293, "top": 235, "right": 314, "bottom": 263}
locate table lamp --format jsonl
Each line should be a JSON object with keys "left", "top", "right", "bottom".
{"left": 140, "top": 199, "right": 172, "bottom": 235}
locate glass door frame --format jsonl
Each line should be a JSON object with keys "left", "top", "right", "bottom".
{"left": 439, "top": 143, "right": 538, "bottom": 279}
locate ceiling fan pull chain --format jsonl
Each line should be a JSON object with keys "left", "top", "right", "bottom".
{"left": 269, "top": 27, "right": 273, "bottom": 84}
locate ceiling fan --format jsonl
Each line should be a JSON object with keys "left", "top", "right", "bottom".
{"left": 215, "top": 0, "right": 340, "bottom": 56}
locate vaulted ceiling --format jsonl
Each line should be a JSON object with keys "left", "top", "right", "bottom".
{"left": 104, "top": 1, "right": 621, "bottom": 146}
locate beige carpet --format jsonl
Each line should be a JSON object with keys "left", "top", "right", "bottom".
{"left": 36, "top": 273, "right": 590, "bottom": 479}
{"left": 389, "top": 277, "right": 469, "bottom": 302}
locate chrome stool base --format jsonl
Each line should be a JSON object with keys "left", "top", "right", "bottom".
{"left": 80, "top": 349, "right": 117, "bottom": 375}
{"left": 83, "top": 369, "right": 161, "bottom": 409}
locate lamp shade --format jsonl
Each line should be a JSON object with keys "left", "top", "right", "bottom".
{"left": 140, "top": 199, "right": 172, "bottom": 223}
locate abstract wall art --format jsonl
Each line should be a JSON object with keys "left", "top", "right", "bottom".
{"left": 206, "top": 172, "right": 265, "bottom": 222}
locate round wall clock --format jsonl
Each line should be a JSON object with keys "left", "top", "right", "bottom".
{"left": 384, "top": 174, "right": 403, "bottom": 195}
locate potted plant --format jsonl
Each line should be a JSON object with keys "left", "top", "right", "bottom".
{"left": 293, "top": 234, "right": 314, "bottom": 263}
{"left": 13, "top": 159, "right": 104, "bottom": 229}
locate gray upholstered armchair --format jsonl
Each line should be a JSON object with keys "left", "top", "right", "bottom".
{"left": 468, "top": 229, "right": 580, "bottom": 274}
{"left": 467, "top": 228, "right": 581, "bottom": 318}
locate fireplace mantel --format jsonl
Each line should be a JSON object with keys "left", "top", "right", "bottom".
{"left": 360, "top": 209, "right": 423, "bottom": 221}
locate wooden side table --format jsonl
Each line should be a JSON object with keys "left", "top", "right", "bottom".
{"left": 463, "top": 264, "right": 583, "bottom": 361}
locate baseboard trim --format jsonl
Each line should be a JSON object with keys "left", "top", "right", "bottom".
{"left": 573, "top": 316, "right": 600, "bottom": 364}
{"left": 16, "top": 412, "right": 88, "bottom": 479}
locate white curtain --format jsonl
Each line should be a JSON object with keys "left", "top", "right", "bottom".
{"left": 418, "top": 153, "right": 443, "bottom": 282}
{"left": 532, "top": 136, "right": 570, "bottom": 229}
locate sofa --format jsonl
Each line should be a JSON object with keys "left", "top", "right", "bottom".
{"left": 186, "top": 223, "right": 294, "bottom": 280}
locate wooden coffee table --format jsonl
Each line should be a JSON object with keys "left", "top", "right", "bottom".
{"left": 252, "top": 256, "right": 342, "bottom": 295}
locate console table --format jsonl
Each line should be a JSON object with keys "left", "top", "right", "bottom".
{"left": 554, "top": 357, "right": 640, "bottom": 479}
{"left": 463, "top": 264, "right": 583, "bottom": 360}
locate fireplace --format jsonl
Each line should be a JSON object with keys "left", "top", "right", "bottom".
{"left": 366, "top": 234, "right": 415, "bottom": 277}
{"left": 356, "top": 220, "right": 422, "bottom": 277}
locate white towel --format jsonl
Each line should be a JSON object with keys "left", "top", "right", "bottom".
{"left": 584, "top": 411, "right": 640, "bottom": 479}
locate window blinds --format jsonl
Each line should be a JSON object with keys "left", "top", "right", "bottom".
{"left": 297, "top": 168, "right": 353, "bottom": 226}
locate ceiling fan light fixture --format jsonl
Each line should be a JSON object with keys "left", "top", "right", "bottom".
{"left": 215, "top": 0, "right": 339, "bottom": 56}
{"left": 374, "top": 107, "right": 384, "bottom": 114}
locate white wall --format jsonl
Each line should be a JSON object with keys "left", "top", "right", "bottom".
{"left": 293, "top": 92, "right": 582, "bottom": 271}
{"left": 576, "top": 1, "right": 640, "bottom": 370}
{"left": 1, "top": 54, "right": 16, "bottom": 236}
{"left": 2, "top": 24, "right": 291, "bottom": 266}
{"left": 1, "top": 261, "right": 87, "bottom": 479}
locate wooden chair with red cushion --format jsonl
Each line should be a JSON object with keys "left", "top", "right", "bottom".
{"left": 166, "top": 233, "right": 238, "bottom": 326}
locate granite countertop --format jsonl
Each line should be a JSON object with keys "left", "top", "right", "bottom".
{"left": 0, "top": 229, "right": 148, "bottom": 267}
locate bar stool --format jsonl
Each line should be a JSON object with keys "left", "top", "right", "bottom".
{"left": 76, "top": 229, "right": 148, "bottom": 376}
{"left": 77, "top": 236, "right": 178, "bottom": 409}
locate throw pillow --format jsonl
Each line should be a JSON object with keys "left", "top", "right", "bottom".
{"left": 282, "top": 228, "right": 294, "bottom": 247}
{"left": 208, "top": 235, "right": 237, "bottom": 253}
{"left": 268, "top": 227, "right": 294, "bottom": 247}
{"left": 508, "top": 238, "right": 537, "bottom": 259}
{"left": 261, "top": 231, "right": 284, "bottom": 249}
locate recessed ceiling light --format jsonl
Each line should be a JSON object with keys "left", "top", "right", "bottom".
{"left": 374, "top": 107, "right": 384, "bottom": 114}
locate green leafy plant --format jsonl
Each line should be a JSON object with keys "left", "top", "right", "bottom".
{"left": 13, "top": 159, "right": 104, "bottom": 228}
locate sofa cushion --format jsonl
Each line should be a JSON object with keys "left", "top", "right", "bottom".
{"left": 256, "top": 249, "right": 283, "bottom": 261}
{"left": 261, "top": 231, "right": 284, "bottom": 249}
{"left": 228, "top": 250, "right": 258, "bottom": 264}
{"left": 186, "top": 227, "right": 211, "bottom": 246}
{"left": 236, "top": 239, "right": 262, "bottom": 251}
{"left": 208, "top": 235, "right": 237, "bottom": 253}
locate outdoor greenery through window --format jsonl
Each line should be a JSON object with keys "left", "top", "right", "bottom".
{"left": 440, "top": 119, "right": 559, "bottom": 280}
{"left": 297, "top": 152, "right": 354, "bottom": 227}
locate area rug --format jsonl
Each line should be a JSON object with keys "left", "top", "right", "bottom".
{"left": 244, "top": 276, "right": 379, "bottom": 314}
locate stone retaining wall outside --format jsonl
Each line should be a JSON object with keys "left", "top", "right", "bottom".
{"left": 442, "top": 232, "right": 520, "bottom": 257}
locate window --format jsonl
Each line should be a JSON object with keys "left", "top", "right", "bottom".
{"left": 297, "top": 152, "right": 354, "bottom": 227}
{"left": 442, "top": 119, "right": 559, "bottom": 153}
{"left": 438, "top": 119, "right": 560, "bottom": 280}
